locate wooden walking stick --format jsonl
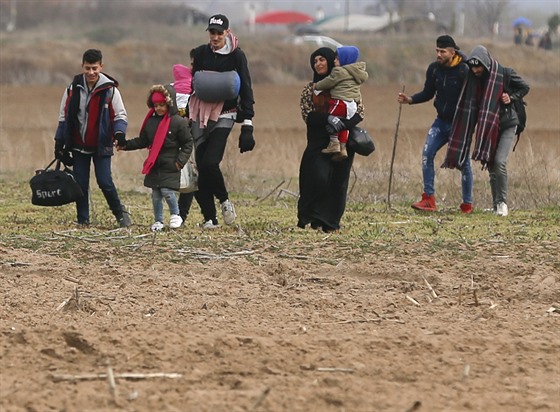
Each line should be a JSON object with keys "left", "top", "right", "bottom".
{"left": 387, "top": 85, "right": 405, "bottom": 209}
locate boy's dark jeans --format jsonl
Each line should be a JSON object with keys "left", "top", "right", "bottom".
{"left": 73, "top": 151, "right": 125, "bottom": 224}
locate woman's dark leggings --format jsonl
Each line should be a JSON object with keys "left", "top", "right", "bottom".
{"left": 194, "top": 126, "right": 231, "bottom": 223}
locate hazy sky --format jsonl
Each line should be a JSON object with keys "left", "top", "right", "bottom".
{"left": 184, "top": 0, "right": 559, "bottom": 26}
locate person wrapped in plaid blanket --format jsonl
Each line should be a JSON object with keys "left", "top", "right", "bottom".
{"left": 443, "top": 45, "right": 530, "bottom": 217}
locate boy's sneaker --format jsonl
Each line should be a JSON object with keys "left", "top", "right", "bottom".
{"left": 321, "top": 140, "right": 341, "bottom": 154}
{"left": 496, "top": 202, "right": 508, "bottom": 217}
{"left": 221, "top": 200, "right": 237, "bottom": 225}
{"left": 169, "top": 214, "right": 183, "bottom": 229}
{"left": 117, "top": 210, "right": 132, "bottom": 228}
{"left": 202, "top": 220, "right": 220, "bottom": 230}
{"left": 151, "top": 221, "right": 164, "bottom": 231}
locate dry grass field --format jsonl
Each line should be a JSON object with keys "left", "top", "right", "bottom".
{"left": 1, "top": 83, "right": 559, "bottom": 208}
{"left": 0, "top": 82, "right": 559, "bottom": 412}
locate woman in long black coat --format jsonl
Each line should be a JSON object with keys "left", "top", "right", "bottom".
{"left": 297, "top": 47, "right": 364, "bottom": 232}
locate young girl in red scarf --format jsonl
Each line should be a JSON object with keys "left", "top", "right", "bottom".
{"left": 117, "top": 85, "right": 193, "bottom": 231}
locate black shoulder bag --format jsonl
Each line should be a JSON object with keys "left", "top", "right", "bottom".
{"left": 348, "top": 126, "right": 375, "bottom": 156}
{"left": 30, "top": 159, "right": 84, "bottom": 206}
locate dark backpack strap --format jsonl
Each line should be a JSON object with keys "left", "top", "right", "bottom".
{"left": 501, "top": 67, "right": 521, "bottom": 151}
{"left": 45, "top": 158, "right": 58, "bottom": 170}
{"left": 503, "top": 67, "right": 512, "bottom": 94}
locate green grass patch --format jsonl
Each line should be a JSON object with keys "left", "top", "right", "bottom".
{"left": 1, "top": 174, "right": 558, "bottom": 266}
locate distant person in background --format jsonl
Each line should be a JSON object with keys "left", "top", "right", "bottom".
{"left": 443, "top": 45, "right": 530, "bottom": 217}
{"left": 397, "top": 35, "right": 472, "bottom": 213}
{"left": 525, "top": 30, "right": 535, "bottom": 46}
{"left": 298, "top": 47, "right": 364, "bottom": 232}
{"left": 54, "top": 48, "right": 131, "bottom": 227}
{"left": 314, "top": 45, "right": 368, "bottom": 161}
{"left": 538, "top": 31, "right": 552, "bottom": 50}
{"left": 116, "top": 85, "right": 193, "bottom": 231}
{"left": 189, "top": 14, "right": 255, "bottom": 229}
{"left": 514, "top": 26, "right": 524, "bottom": 45}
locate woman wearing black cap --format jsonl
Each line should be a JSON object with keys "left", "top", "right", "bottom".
{"left": 188, "top": 14, "right": 255, "bottom": 229}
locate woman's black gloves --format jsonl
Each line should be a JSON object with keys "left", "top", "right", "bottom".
{"left": 239, "top": 125, "right": 255, "bottom": 153}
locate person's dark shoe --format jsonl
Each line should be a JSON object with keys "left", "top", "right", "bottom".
{"left": 117, "top": 210, "right": 132, "bottom": 228}
{"left": 321, "top": 225, "right": 338, "bottom": 233}
{"left": 310, "top": 221, "right": 322, "bottom": 230}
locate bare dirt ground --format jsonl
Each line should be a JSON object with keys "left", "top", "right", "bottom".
{"left": 1, "top": 238, "right": 559, "bottom": 412}
{"left": 1, "top": 85, "right": 559, "bottom": 412}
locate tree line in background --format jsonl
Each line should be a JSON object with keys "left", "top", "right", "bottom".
{"left": 1, "top": 0, "right": 559, "bottom": 39}
{"left": 0, "top": 0, "right": 208, "bottom": 31}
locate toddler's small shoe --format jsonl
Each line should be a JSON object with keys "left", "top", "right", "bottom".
{"left": 321, "top": 140, "right": 341, "bottom": 154}
{"left": 332, "top": 143, "right": 348, "bottom": 161}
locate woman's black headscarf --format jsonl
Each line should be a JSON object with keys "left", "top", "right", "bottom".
{"left": 310, "top": 47, "right": 336, "bottom": 83}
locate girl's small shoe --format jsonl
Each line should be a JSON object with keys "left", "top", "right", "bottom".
{"left": 169, "top": 214, "right": 183, "bottom": 229}
{"left": 151, "top": 221, "right": 164, "bottom": 231}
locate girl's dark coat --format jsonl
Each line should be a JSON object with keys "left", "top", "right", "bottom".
{"left": 125, "top": 85, "right": 193, "bottom": 191}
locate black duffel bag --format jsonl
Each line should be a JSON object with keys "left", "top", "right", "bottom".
{"left": 30, "top": 159, "right": 84, "bottom": 206}
{"left": 348, "top": 126, "right": 375, "bottom": 156}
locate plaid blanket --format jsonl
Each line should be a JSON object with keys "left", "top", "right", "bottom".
{"left": 443, "top": 58, "right": 504, "bottom": 170}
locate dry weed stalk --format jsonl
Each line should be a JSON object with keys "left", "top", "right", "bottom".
{"left": 51, "top": 372, "right": 183, "bottom": 382}
{"left": 259, "top": 180, "right": 285, "bottom": 202}
{"left": 422, "top": 276, "right": 438, "bottom": 299}
{"left": 251, "top": 387, "right": 271, "bottom": 411}
{"left": 406, "top": 295, "right": 420, "bottom": 306}
{"left": 56, "top": 285, "right": 115, "bottom": 314}
{"left": 107, "top": 366, "right": 118, "bottom": 403}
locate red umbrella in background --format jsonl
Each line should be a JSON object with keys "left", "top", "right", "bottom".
{"left": 255, "top": 10, "right": 314, "bottom": 25}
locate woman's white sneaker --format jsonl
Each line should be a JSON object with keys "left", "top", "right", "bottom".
{"left": 496, "top": 202, "right": 509, "bottom": 217}
{"left": 221, "top": 200, "right": 237, "bottom": 225}
{"left": 169, "top": 214, "right": 183, "bottom": 229}
{"left": 202, "top": 220, "right": 220, "bottom": 230}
